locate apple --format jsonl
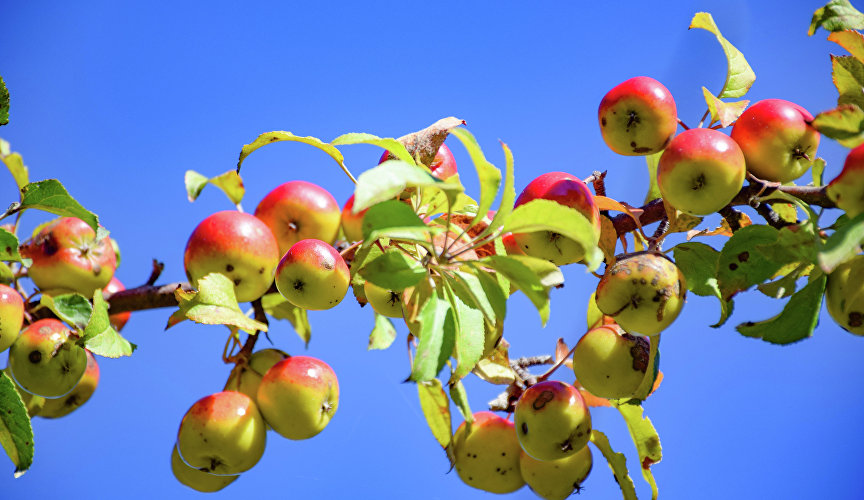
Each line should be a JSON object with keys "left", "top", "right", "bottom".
{"left": 825, "top": 255, "right": 864, "bottom": 336}
{"left": 595, "top": 252, "right": 686, "bottom": 336}
{"left": 511, "top": 172, "right": 601, "bottom": 265}
{"left": 170, "top": 445, "right": 238, "bottom": 493}
{"left": 453, "top": 411, "right": 525, "bottom": 494}
{"left": 572, "top": 325, "right": 649, "bottom": 399}
{"left": 363, "top": 281, "right": 404, "bottom": 318}
{"left": 39, "top": 349, "right": 99, "bottom": 418}
{"left": 20, "top": 217, "right": 116, "bottom": 297}
{"left": 275, "top": 239, "right": 349, "bottom": 310}
{"left": 598, "top": 76, "right": 678, "bottom": 156}
{"left": 0, "top": 284, "right": 24, "bottom": 352}
{"left": 256, "top": 355, "right": 339, "bottom": 440}
{"left": 224, "top": 348, "right": 290, "bottom": 402}
{"left": 379, "top": 143, "right": 458, "bottom": 180}
{"left": 176, "top": 391, "right": 266, "bottom": 475}
{"left": 8, "top": 318, "right": 87, "bottom": 398}
{"left": 340, "top": 194, "right": 367, "bottom": 242}
{"left": 586, "top": 291, "right": 617, "bottom": 330}
{"left": 184, "top": 210, "right": 280, "bottom": 303}
{"left": 514, "top": 380, "right": 592, "bottom": 461}
{"left": 657, "top": 128, "right": 746, "bottom": 216}
{"left": 254, "top": 181, "right": 341, "bottom": 256}
{"left": 730, "top": 99, "right": 820, "bottom": 183}
{"left": 502, "top": 233, "right": 526, "bottom": 256}
{"left": 827, "top": 143, "right": 864, "bottom": 219}
{"left": 520, "top": 445, "right": 593, "bottom": 500}
{"left": 103, "top": 276, "right": 131, "bottom": 331}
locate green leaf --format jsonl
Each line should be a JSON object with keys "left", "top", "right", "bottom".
{"left": 236, "top": 130, "right": 355, "bottom": 182}
{"left": 502, "top": 198, "right": 603, "bottom": 271}
{"left": 689, "top": 12, "right": 756, "bottom": 98}
{"left": 829, "top": 29, "right": 864, "bottom": 62}
{"left": 449, "top": 270, "right": 502, "bottom": 327}
{"left": 812, "top": 158, "right": 827, "bottom": 187}
{"left": 368, "top": 314, "right": 397, "bottom": 351}
{"left": 442, "top": 280, "right": 484, "bottom": 383}
{"left": 702, "top": 87, "right": 749, "bottom": 127}
{"left": 449, "top": 380, "right": 473, "bottom": 425}
{"left": 673, "top": 242, "right": 734, "bottom": 327}
{"left": 0, "top": 228, "right": 27, "bottom": 265}
{"left": 758, "top": 264, "right": 812, "bottom": 299}
{"left": 261, "top": 293, "right": 311, "bottom": 346}
{"left": 360, "top": 200, "right": 437, "bottom": 246}
{"left": 167, "top": 273, "right": 267, "bottom": 335}
{"left": 756, "top": 225, "right": 818, "bottom": 265}
{"left": 481, "top": 255, "right": 552, "bottom": 325}
{"left": 832, "top": 55, "right": 864, "bottom": 110}
{"left": 809, "top": 0, "right": 864, "bottom": 35}
{"left": 353, "top": 160, "right": 463, "bottom": 213}
{"left": 0, "top": 77, "right": 8, "bottom": 126}
{"left": 330, "top": 132, "right": 414, "bottom": 164}
{"left": 359, "top": 249, "right": 426, "bottom": 290}
{"left": 39, "top": 293, "right": 92, "bottom": 330}
{"left": 447, "top": 127, "right": 502, "bottom": 230}
{"left": 818, "top": 211, "right": 864, "bottom": 273}
{"left": 589, "top": 429, "right": 637, "bottom": 500}
{"left": 504, "top": 255, "right": 564, "bottom": 288}
{"left": 184, "top": 170, "right": 245, "bottom": 205}
{"left": 472, "top": 269, "right": 508, "bottom": 323}
{"left": 478, "top": 141, "right": 516, "bottom": 240}
{"left": 736, "top": 274, "right": 827, "bottom": 344}
{"left": 614, "top": 403, "right": 662, "bottom": 500}
{"left": 81, "top": 290, "right": 136, "bottom": 358}
{"left": 716, "top": 225, "right": 783, "bottom": 301}
{"left": 0, "top": 141, "right": 28, "bottom": 192}
{"left": 0, "top": 262, "right": 12, "bottom": 285}
{"left": 0, "top": 371, "right": 33, "bottom": 477}
{"left": 410, "top": 289, "right": 455, "bottom": 382}
{"left": 416, "top": 379, "right": 451, "bottom": 449}
{"left": 643, "top": 151, "right": 663, "bottom": 204}
{"left": 16, "top": 180, "right": 103, "bottom": 238}
{"left": 349, "top": 242, "right": 384, "bottom": 280}
{"left": 811, "top": 104, "right": 864, "bottom": 148}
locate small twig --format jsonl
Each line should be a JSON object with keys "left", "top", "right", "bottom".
{"left": 591, "top": 170, "right": 607, "bottom": 197}
{"left": 512, "top": 355, "right": 554, "bottom": 368}
{"left": 237, "top": 298, "right": 268, "bottom": 360}
{"left": 697, "top": 109, "right": 711, "bottom": 128}
{"left": 536, "top": 343, "right": 578, "bottom": 382}
{"left": 752, "top": 201, "right": 789, "bottom": 229}
{"left": 677, "top": 118, "right": 690, "bottom": 130}
{"left": 145, "top": 259, "right": 165, "bottom": 286}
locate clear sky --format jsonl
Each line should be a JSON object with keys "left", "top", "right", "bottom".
{"left": 2, "top": 1, "right": 863, "bottom": 499}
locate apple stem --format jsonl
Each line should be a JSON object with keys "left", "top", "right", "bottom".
{"left": 697, "top": 109, "right": 711, "bottom": 128}
{"left": 677, "top": 118, "right": 690, "bottom": 131}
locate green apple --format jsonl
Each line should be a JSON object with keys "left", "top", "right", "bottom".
{"left": 8, "top": 318, "right": 87, "bottom": 398}
{"left": 514, "top": 381, "right": 592, "bottom": 462}
{"left": 256, "top": 355, "right": 338, "bottom": 440}
{"left": 39, "top": 349, "right": 99, "bottom": 419}
{"left": 453, "top": 411, "right": 525, "bottom": 494}
{"left": 176, "top": 391, "right": 267, "bottom": 475}
{"left": 170, "top": 445, "right": 238, "bottom": 492}
{"left": 657, "top": 128, "right": 746, "bottom": 216}
{"left": 520, "top": 445, "right": 593, "bottom": 500}
{"left": 254, "top": 180, "right": 341, "bottom": 255}
{"left": 598, "top": 76, "right": 678, "bottom": 156}
{"left": 827, "top": 143, "right": 864, "bottom": 219}
{"left": 572, "top": 326, "right": 649, "bottom": 399}
{"left": 363, "top": 281, "right": 404, "bottom": 318}
{"left": 825, "top": 255, "right": 864, "bottom": 336}
{"left": 0, "top": 284, "right": 24, "bottom": 352}
{"left": 224, "top": 348, "right": 289, "bottom": 402}
{"left": 595, "top": 252, "right": 686, "bottom": 336}
{"left": 275, "top": 239, "right": 350, "bottom": 310}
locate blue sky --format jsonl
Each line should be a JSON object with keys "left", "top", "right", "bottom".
{"left": 2, "top": 1, "right": 863, "bottom": 499}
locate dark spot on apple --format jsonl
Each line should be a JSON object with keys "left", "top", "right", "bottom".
{"left": 41, "top": 235, "right": 59, "bottom": 256}
{"left": 28, "top": 351, "right": 42, "bottom": 363}
{"left": 737, "top": 252, "right": 749, "bottom": 263}
{"left": 630, "top": 141, "right": 637, "bottom": 147}
{"left": 532, "top": 390, "right": 555, "bottom": 410}
{"left": 559, "top": 437, "right": 573, "bottom": 453}
{"left": 849, "top": 312, "right": 862, "bottom": 327}
{"left": 293, "top": 280, "right": 304, "bottom": 291}
{"left": 233, "top": 278, "right": 241, "bottom": 286}
{"left": 39, "top": 326, "right": 52, "bottom": 335}
{"left": 258, "top": 267, "right": 265, "bottom": 274}
{"left": 521, "top": 422, "right": 528, "bottom": 434}
{"left": 93, "top": 264, "right": 102, "bottom": 276}
{"left": 729, "top": 263, "right": 738, "bottom": 271}
{"left": 468, "top": 476, "right": 473, "bottom": 481}
{"left": 501, "top": 452, "right": 506, "bottom": 456}
{"left": 601, "top": 117, "right": 607, "bottom": 127}
{"left": 626, "top": 111, "right": 640, "bottom": 131}
{"left": 691, "top": 173, "right": 705, "bottom": 190}
{"left": 65, "top": 395, "right": 78, "bottom": 407}
{"left": 226, "top": 264, "right": 234, "bottom": 272}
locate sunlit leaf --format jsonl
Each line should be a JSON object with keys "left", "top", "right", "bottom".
{"left": 353, "top": 160, "right": 462, "bottom": 213}
{"left": 410, "top": 289, "right": 455, "bottom": 382}
{"left": 702, "top": 87, "right": 749, "bottom": 127}
{"left": 0, "top": 371, "right": 33, "bottom": 477}
{"left": 0, "top": 140, "right": 27, "bottom": 192}
{"left": 809, "top": 0, "right": 864, "bottom": 35}
{"left": 716, "top": 225, "right": 783, "bottom": 301}
{"left": 84, "top": 289, "right": 136, "bottom": 358}
{"left": 359, "top": 249, "right": 426, "bottom": 291}
{"left": 167, "top": 273, "right": 267, "bottom": 334}
{"left": 236, "top": 130, "right": 355, "bottom": 182}
{"left": 481, "top": 255, "right": 552, "bottom": 325}
{"left": 449, "top": 380, "right": 473, "bottom": 424}
{"left": 369, "top": 314, "right": 397, "bottom": 351}
{"left": 448, "top": 127, "right": 501, "bottom": 230}
{"left": 261, "top": 293, "right": 311, "bottom": 345}
{"left": 614, "top": 403, "right": 662, "bottom": 500}
{"left": 479, "top": 141, "right": 516, "bottom": 240}
{"left": 39, "top": 293, "right": 92, "bottom": 330}
{"left": 811, "top": 104, "right": 864, "bottom": 148}
{"left": 689, "top": 12, "right": 756, "bottom": 98}
{"left": 184, "top": 170, "right": 245, "bottom": 205}
{"left": 442, "top": 281, "right": 484, "bottom": 383}
{"left": 736, "top": 274, "right": 827, "bottom": 344}
{"left": 643, "top": 151, "right": 663, "bottom": 204}
{"left": 673, "top": 242, "right": 734, "bottom": 327}
{"left": 417, "top": 379, "right": 451, "bottom": 449}
{"left": 331, "top": 132, "right": 414, "bottom": 164}
{"left": 16, "top": 180, "right": 103, "bottom": 238}
{"left": 590, "top": 429, "right": 637, "bottom": 500}
{"left": 832, "top": 55, "right": 864, "bottom": 111}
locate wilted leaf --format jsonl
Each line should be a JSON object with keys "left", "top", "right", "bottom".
{"left": 829, "top": 29, "right": 864, "bottom": 62}
{"left": 236, "top": 131, "right": 353, "bottom": 182}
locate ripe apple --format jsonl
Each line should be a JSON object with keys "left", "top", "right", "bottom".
{"left": 176, "top": 391, "right": 267, "bottom": 475}
{"left": 0, "top": 284, "right": 24, "bottom": 352}
{"left": 598, "top": 76, "right": 678, "bottom": 156}
{"left": 379, "top": 143, "right": 458, "bottom": 180}
{"left": 514, "top": 381, "right": 592, "bottom": 462}
{"left": 363, "top": 281, "right": 404, "bottom": 318}
{"left": 511, "top": 172, "right": 601, "bottom": 265}
{"left": 20, "top": 217, "right": 116, "bottom": 297}
{"left": 171, "top": 445, "right": 238, "bottom": 493}
{"left": 572, "top": 325, "right": 649, "bottom": 399}
{"left": 730, "top": 99, "right": 820, "bottom": 183}
{"left": 825, "top": 255, "right": 864, "bottom": 336}
{"left": 39, "top": 349, "right": 99, "bottom": 419}
{"left": 184, "top": 210, "right": 280, "bottom": 303}
{"left": 502, "top": 233, "right": 526, "bottom": 256}
{"left": 827, "top": 143, "right": 864, "bottom": 219}
{"left": 340, "top": 194, "right": 366, "bottom": 242}
{"left": 103, "top": 276, "right": 131, "bottom": 331}
{"left": 254, "top": 181, "right": 341, "bottom": 255}
{"left": 275, "top": 239, "right": 349, "bottom": 310}
{"left": 657, "top": 128, "right": 746, "bottom": 216}
{"left": 453, "top": 411, "right": 525, "bottom": 494}
{"left": 520, "top": 445, "right": 593, "bottom": 500}
{"left": 595, "top": 252, "right": 686, "bottom": 336}
{"left": 8, "top": 318, "right": 87, "bottom": 398}
{"left": 256, "top": 355, "right": 339, "bottom": 440}
{"left": 224, "top": 348, "right": 290, "bottom": 402}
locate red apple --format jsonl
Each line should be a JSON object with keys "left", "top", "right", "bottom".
{"left": 502, "top": 233, "right": 526, "bottom": 256}
{"left": 254, "top": 181, "right": 341, "bottom": 255}
{"left": 184, "top": 210, "right": 280, "bottom": 303}
{"left": 827, "top": 143, "right": 864, "bottom": 219}
{"left": 274, "top": 239, "right": 349, "bottom": 310}
{"left": 598, "top": 76, "right": 678, "bottom": 156}
{"left": 103, "top": 276, "right": 130, "bottom": 331}
{"left": 20, "top": 217, "right": 116, "bottom": 297}
{"left": 730, "top": 99, "right": 820, "bottom": 183}
{"left": 380, "top": 143, "right": 458, "bottom": 180}
{"left": 340, "top": 194, "right": 366, "bottom": 242}
{"left": 0, "top": 284, "right": 24, "bottom": 353}
{"left": 39, "top": 349, "right": 99, "bottom": 418}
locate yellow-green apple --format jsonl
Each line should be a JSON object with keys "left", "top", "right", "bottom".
{"left": 657, "top": 128, "right": 746, "bottom": 215}
{"left": 514, "top": 381, "right": 592, "bottom": 461}
{"left": 256, "top": 355, "right": 338, "bottom": 440}
{"left": 453, "top": 411, "right": 525, "bottom": 494}
{"left": 20, "top": 217, "right": 116, "bottom": 297}
{"left": 598, "top": 76, "right": 678, "bottom": 156}
{"left": 103, "top": 276, "right": 131, "bottom": 331}
{"left": 595, "top": 252, "right": 686, "bottom": 336}
{"left": 170, "top": 445, "right": 237, "bottom": 493}
{"left": 184, "top": 210, "right": 280, "bottom": 303}
{"left": 176, "top": 391, "right": 266, "bottom": 475}
{"left": 39, "top": 349, "right": 99, "bottom": 418}
{"left": 254, "top": 181, "right": 341, "bottom": 255}
{"left": 0, "top": 284, "right": 24, "bottom": 352}
{"left": 520, "top": 445, "right": 593, "bottom": 500}
{"left": 224, "top": 348, "right": 290, "bottom": 402}
{"left": 586, "top": 291, "right": 617, "bottom": 330}
{"left": 511, "top": 172, "right": 601, "bottom": 265}
{"left": 340, "top": 194, "right": 366, "bottom": 242}
{"left": 827, "top": 144, "right": 864, "bottom": 219}
{"left": 380, "top": 143, "right": 458, "bottom": 180}
{"left": 275, "top": 239, "right": 349, "bottom": 310}
{"left": 825, "top": 255, "right": 864, "bottom": 336}
{"left": 363, "top": 281, "right": 404, "bottom": 318}
{"left": 572, "top": 325, "right": 649, "bottom": 399}
{"left": 8, "top": 318, "right": 87, "bottom": 398}
{"left": 730, "top": 99, "right": 820, "bottom": 183}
